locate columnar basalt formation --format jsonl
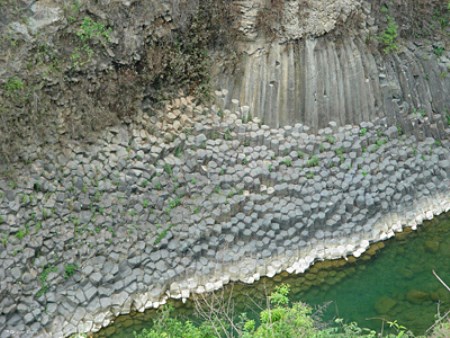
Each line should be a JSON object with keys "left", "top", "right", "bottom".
{"left": 214, "top": 0, "right": 450, "bottom": 130}
{"left": 1, "top": 0, "right": 448, "bottom": 162}
{"left": 0, "top": 1, "right": 449, "bottom": 337}
{"left": 216, "top": 38, "right": 450, "bottom": 130}
{"left": 0, "top": 98, "right": 449, "bottom": 337}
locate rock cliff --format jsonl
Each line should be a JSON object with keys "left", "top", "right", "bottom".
{"left": 0, "top": 0, "right": 448, "bottom": 163}
{"left": 0, "top": 1, "right": 449, "bottom": 337}
{"left": 213, "top": 0, "right": 450, "bottom": 129}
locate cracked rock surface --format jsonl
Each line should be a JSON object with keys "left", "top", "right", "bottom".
{"left": 1, "top": 97, "right": 449, "bottom": 337}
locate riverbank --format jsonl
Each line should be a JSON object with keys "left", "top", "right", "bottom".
{"left": 0, "top": 97, "right": 449, "bottom": 337}
{"left": 95, "top": 212, "right": 450, "bottom": 338}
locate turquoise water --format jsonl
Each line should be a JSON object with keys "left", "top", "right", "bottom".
{"left": 288, "top": 214, "right": 450, "bottom": 334}
{"left": 96, "top": 213, "right": 450, "bottom": 337}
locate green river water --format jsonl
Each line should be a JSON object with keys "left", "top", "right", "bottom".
{"left": 97, "top": 212, "right": 450, "bottom": 337}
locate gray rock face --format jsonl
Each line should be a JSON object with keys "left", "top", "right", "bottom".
{"left": 214, "top": 1, "right": 449, "bottom": 130}
{"left": 0, "top": 0, "right": 449, "bottom": 336}
{"left": 0, "top": 100, "right": 449, "bottom": 337}
{"left": 233, "top": 0, "right": 362, "bottom": 41}
{"left": 215, "top": 37, "right": 449, "bottom": 130}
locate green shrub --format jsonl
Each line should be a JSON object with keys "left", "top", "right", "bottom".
{"left": 326, "top": 135, "right": 336, "bottom": 144}
{"left": 134, "top": 284, "right": 389, "bottom": 338}
{"left": 280, "top": 158, "right": 292, "bottom": 167}
{"left": 135, "top": 306, "right": 216, "bottom": 338}
{"left": 64, "top": 263, "right": 78, "bottom": 279}
{"left": 76, "top": 17, "right": 111, "bottom": 42}
{"left": 154, "top": 224, "right": 174, "bottom": 245}
{"left": 379, "top": 16, "right": 399, "bottom": 54}
{"left": 306, "top": 172, "right": 315, "bottom": 179}
{"left": 297, "top": 151, "right": 305, "bottom": 159}
{"left": 335, "top": 148, "right": 345, "bottom": 163}
{"left": 433, "top": 46, "right": 445, "bottom": 57}
{"left": 1, "top": 235, "right": 8, "bottom": 247}
{"left": 143, "top": 199, "right": 150, "bottom": 208}
{"left": 168, "top": 197, "right": 181, "bottom": 210}
{"left": 15, "top": 228, "right": 28, "bottom": 240}
{"left": 36, "top": 265, "right": 57, "bottom": 298}
{"left": 163, "top": 164, "right": 173, "bottom": 176}
{"left": 4, "top": 76, "right": 24, "bottom": 92}
{"left": 306, "top": 156, "right": 319, "bottom": 168}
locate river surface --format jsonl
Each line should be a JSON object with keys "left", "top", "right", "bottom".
{"left": 96, "top": 212, "right": 450, "bottom": 337}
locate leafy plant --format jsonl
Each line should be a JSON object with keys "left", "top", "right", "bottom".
{"left": 168, "top": 197, "right": 181, "bottom": 210}
{"left": 375, "top": 138, "right": 388, "bottom": 150}
{"left": 134, "top": 282, "right": 446, "bottom": 338}
{"left": 36, "top": 265, "right": 57, "bottom": 298}
{"left": 143, "top": 199, "right": 150, "bottom": 208}
{"left": 65, "top": 0, "right": 81, "bottom": 22}
{"left": 69, "top": 17, "right": 112, "bottom": 68}
{"left": 379, "top": 15, "right": 399, "bottom": 54}
{"left": 434, "top": 46, "right": 445, "bottom": 57}
{"left": 1, "top": 235, "right": 8, "bottom": 247}
{"left": 135, "top": 305, "right": 216, "bottom": 338}
{"left": 412, "top": 107, "right": 427, "bottom": 118}
{"left": 335, "top": 148, "right": 345, "bottom": 163}
{"left": 325, "top": 135, "right": 336, "bottom": 144}
{"left": 174, "top": 145, "right": 183, "bottom": 158}
{"left": 224, "top": 129, "right": 232, "bottom": 141}
{"left": 242, "top": 113, "right": 253, "bottom": 124}
{"left": 297, "top": 151, "right": 305, "bottom": 159}
{"left": 4, "top": 76, "right": 24, "bottom": 92}
{"left": 64, "top": 263, "right": 78, "bottom": 279}
{"left": 360, "top": 127, "right": 367, "bottom": 137}
{"left": 280, "top": 158, "right": 292, "bottom": 167}
{"left": 154, "top": 224, "right": 174, "bottom": 245}
{"left": 76, "top": 17, "right": 111, "bottom": 42}
{"left": 306, "top": 156, "right": 319, "bottom": 168}
{"left": 163, "top": 164, "right": 173, "bottom": 176}
{"left": 15, "top": 228, "right": 28, "bottom": 240}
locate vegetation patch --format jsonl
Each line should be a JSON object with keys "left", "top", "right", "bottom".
{"left": 379, "top": 15, "right": 399, "bottom": 54}
{"left": 132, "top": 284, "right": 443, "bottom": 338}
{"left": 36, "top": 265, "right": 57, "bottom": 298}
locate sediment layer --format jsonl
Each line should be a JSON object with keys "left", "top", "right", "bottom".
{"left": 0, "top": 98, "right": 449, "bottom": 337}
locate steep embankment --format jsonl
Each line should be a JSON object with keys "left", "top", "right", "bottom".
{"left": 0, "top": 1, "right": 449, "bottom": 337}
{"left": 214, "top": 0, "right": 450, "bottom": 129}
{"left": 0, "top": 98, "right": 449, "bottom": 337}
{"left": 0, "top": 0, "right": 449, "bottom": 164}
